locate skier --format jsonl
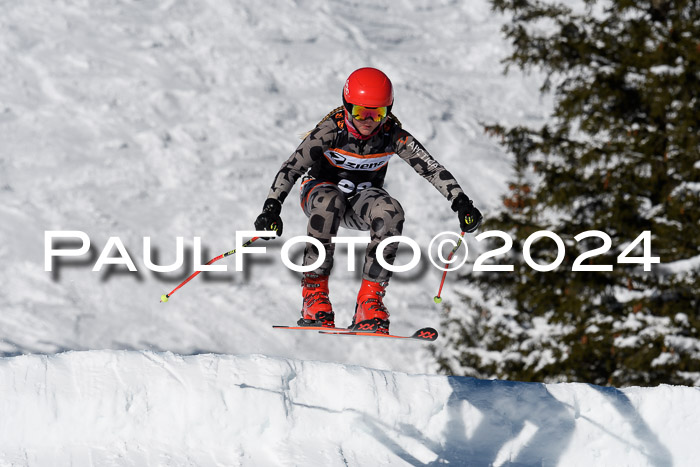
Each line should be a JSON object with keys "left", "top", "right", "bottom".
{"left": 255, "top": 67, "right": 482, "bottom": 334}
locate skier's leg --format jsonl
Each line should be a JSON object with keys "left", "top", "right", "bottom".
{"left": 300, "top": 181, "right": 347, "bottom": 274}
{"left": 347, "top": 188, "right": 405, "bottom": 282}
{"left": 296, "top": 181, "right": 347, "bottom": 326}
{"left": 345, "top": 188, "right": 405, "bottom": 333}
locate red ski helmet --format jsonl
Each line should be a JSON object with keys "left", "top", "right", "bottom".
{"left": 343, "top": 67, "right": 394, "bottom": 109}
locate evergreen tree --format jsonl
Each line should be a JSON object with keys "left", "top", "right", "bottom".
{"left": 434, "top": 0, "right": 699, "bottom": 386}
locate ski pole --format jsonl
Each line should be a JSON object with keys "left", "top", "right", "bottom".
{"left": 433, "top": 232, "right": 465, "bottom": 304}
{"left": 160, "top": 236, "right": 261, "bottom": 303}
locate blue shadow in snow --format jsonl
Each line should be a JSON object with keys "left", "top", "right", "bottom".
{"left": 587, "top": 385, "right": 672, "bottom": 467}
{"left": 433, "top": 377, "right": 575, "bottom": 466}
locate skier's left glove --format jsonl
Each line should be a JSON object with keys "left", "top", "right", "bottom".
{"left": 451, "top": 193, "right": 482, "bottom": 234}
{"left": 254, "top": 198, "right": 283, "bottom": 239}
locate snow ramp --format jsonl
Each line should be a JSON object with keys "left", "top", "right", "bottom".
{"left": 0, "top": 351, "right": 697, "bottom": 466}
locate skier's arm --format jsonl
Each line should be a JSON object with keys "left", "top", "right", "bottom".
{"left": 394, "top": 128, "right": 483, "bottom": 233}
{"left": 394, "top": 129, "right": 464, "bottom": 202}
{"left": 266, "top": 121, "right": 337, "bottom": 204}
{"left": 254, "top": 120, "right": 337, "bottom": 238}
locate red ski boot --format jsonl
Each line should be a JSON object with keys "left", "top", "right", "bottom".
{"left": 297, "top": 273, "right": 335, "bottom": 328}
{"left": 350, "top": 279, "right": 390, "bottom": 334}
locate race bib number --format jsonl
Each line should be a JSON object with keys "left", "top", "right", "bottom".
{"left": 338, "top": 180, "right": 373, "bottom": 194}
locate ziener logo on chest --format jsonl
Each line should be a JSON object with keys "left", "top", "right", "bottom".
{"left": 323, "top": 148, "right": 395, "bottom": 171}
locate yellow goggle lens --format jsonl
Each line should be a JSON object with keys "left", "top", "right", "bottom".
{"left": 350, "top": 105, "right": 388, "bottom": 122}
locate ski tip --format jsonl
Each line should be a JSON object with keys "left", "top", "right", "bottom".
{"left": 411, "top": 327, "right": 439, "bottom": 341}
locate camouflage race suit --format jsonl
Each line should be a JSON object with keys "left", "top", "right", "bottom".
{"left": 266, "top": 108, "right": 467, "bottom": 282}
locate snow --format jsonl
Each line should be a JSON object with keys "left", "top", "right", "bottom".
{"left": 1, "top": 350, "right": 699, "bottom": 466}
{"left": 1, "top": 0, "right": 696, "bottom": 464}
{"left": 657, "top": 254, "right": 700, "bottom": 275}
{"left": 0, "top": 0, "right": 551, "bottom": 372}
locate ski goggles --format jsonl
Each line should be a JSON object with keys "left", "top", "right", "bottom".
{"left": 348, "top": 104, "right": 388, "bottom": 122}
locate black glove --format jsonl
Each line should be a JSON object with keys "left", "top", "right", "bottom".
{"left": 451, "top": 193, "right": 482, "bottom": 234}
{"left": 254, "top": 198, "right": 283, "bottom": 239}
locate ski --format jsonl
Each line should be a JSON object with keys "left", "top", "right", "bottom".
{"left": 273, "top": 325, "right": 439, "bottom": 341}
{"left": 319, "top": 327, "right": 439, "bottom": 341}
{"left": 272, "top": 325, "right": 336, "bottom": 332}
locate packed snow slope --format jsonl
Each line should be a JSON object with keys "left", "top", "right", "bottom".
{"left": 1, "top": 350, "right": 698, "bottom": 466}
{"left": 0, "top": 0, "right": 553, "bottom": 373}
{"left": 3, "top": 2, "right": 697, "bottom": 465}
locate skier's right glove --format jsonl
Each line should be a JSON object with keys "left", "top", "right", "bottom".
{"left": 254, "top": 198, "right": 283, "bottom": 239}
{"left": 451, "top": 193, "right": 482, "bottom": 234}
